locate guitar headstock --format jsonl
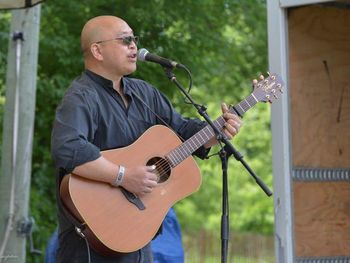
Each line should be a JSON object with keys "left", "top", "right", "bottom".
{"left": 252, "top": 73, "right": 284, "bottom": 103}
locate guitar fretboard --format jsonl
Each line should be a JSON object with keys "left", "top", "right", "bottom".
{"left": 166, "top": 94, "right": 259, "bottom": 167}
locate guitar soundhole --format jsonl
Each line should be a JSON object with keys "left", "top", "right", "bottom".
{"left": 146, "top": 157, "right": 171, "bottom": 183}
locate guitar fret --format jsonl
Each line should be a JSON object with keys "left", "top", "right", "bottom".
{"left": 188, "top": 138, "right": 197, "bottom": 152}
{"left": 167, "top": 154, "right": 176, "bottom": 167}
{"left": 202, "top": 127, "right": 210, "bottom": 140}
{"left": 193, "top": 135, "right": 201, "bottom": 146}
{"left": 207, "top": 125, "right": 215, "bottom": 138}
{"left": 199, "top": 133, "right": 207, "bottom": 144}
{"left": 244, "top": 98, "right": 251, "bottom": 108}
{"left": 186, "top": 140, "right": 193, "bottom": 153}
{"left": 176, "top": 150, "right": 183, "bottom": 164}
{"left": 183, "top": 144, "right": 191, "bottom": 156}
{"left": 233, "top": 104, "right": 244, "bottom": 116}
{"left": 237, "top": 103, "right": 245, "bottom": 114}
{"left": 216, "top": 117, "right": 225, "bottom": 128}
{"left": 241, "top": 101, "right": 248, "bottom": 112}
{"left": 243, "top": 100, "right": 250, "bottom": 111}
{"left": 239, "top": 101, "right": 246, "bottom": 112}
{"left": 182, "top": 143, "right": 191, "bottom": 156}
{"left": 172, "top": 150, "right": 181, "bottom": 165}
{"left": 251, "top": 93, "right": 258, "bottom": 103}
{"left": 185, "top": 142, "right": 193, "bottom": 154}
{"left": 190, "top": 139, "right": 198, "bottom": 152}
{"left": 243, "top": 99, "right": 250, "bottom": 111}
{"left": 177, "top": 146, "right": 187, "bottom": 160}
{"left": 198, "top": 130, "right": 205, "bottom": 142}
{"left": 172, "top": 156, "right": 180, "bottom": 166}
{"left": 168, "top": 154, "right": 176, "bottom": 166}
{"left": 247, "top": 95, "right": 257, "bottom": 108}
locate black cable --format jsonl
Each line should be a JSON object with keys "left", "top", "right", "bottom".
{"left": 83, "top": 237, "right": 91, "bottom": 263}
{"left": 179, "top": 64, "right": 202, "bottom": 107}
{"left": 75, "top": 227, "right": 91, "bottom": 263}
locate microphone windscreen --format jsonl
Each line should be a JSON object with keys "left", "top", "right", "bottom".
{"left": 137, "top": 48, "right": 149, "bottom": 61}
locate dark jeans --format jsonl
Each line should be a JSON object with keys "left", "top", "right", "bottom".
{"left": 56, "top": 227, "right": 152, "bottom": 263}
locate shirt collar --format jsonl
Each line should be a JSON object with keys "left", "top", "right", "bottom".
{"left": 84, "top": 69, "right": 132, "bottom": 96}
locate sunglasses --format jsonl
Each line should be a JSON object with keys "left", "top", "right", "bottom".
{"left": 95, "top": 36, "right": 139, "bottom": 46}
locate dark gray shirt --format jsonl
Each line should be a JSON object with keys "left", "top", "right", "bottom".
{"left": 51, "top": 70, "right": 209, "bottom": 262}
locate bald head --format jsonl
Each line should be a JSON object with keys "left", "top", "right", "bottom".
{"left": 79, "top": 15, "right": 137, "bottom": 81}
{"left": 81, "top": 16, "right": 131, "bottom": 57}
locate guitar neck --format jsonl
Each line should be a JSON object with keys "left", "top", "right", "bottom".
{"left": 166, "top": 93, "right": 259, "bottom": 167}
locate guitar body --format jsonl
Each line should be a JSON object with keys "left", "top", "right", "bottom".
{"left": 60, "top": 125, "right": 202, "bottom": 254}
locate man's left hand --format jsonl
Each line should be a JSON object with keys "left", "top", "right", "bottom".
{"left": 204, "top": 102, "right": 242, "bottom": 148}
{"left": 221, "top": 102, "right": 242, "bottom": 139}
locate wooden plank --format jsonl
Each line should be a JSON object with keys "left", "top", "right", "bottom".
{"left": 288, "top": 5, "right": 350, "bottom": 167}
{"left": 293, "top": 181, "right": 350, "bottom": 257}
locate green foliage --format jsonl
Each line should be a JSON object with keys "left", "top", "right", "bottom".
{"left": 0, "top": 12, "right": 11, "bottom": 161}
{"left": 0, "top": 1, "right": 271, "bottom": 261}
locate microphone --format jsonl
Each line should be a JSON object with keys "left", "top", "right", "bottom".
{"left": 137, "top": 48, "right": 184, "bottom": 69}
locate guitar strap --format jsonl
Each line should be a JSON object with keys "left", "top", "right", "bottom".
{"left": 131, "top": 90, "right": 185, "bottom": 142}
{"left": 57, "top": 171, "right": 86, "bottom": 231}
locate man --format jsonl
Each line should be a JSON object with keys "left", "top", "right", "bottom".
{"left": 51, "top": 15, "right": 242, "bottom": 262}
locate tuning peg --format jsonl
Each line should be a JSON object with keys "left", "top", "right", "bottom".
{"left": 274, "top": 94, "right": 278, "bottom": 99}
{"left": 276, "top": 83, "right": 284, "bottom": 93}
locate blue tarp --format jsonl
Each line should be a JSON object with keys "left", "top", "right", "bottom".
{"left": 151, "top": 208, "right": 184, "bottom": 263}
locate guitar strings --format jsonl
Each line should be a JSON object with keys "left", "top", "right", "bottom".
{"left": 152, "top": 158, "right": 172, "bottom": 180}
{"left": 151, "top": 155, "right": 187, "bottom": 181}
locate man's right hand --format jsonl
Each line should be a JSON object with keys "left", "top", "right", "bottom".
{"left": 121, "top": 165, "right": 158, "bottom": 196}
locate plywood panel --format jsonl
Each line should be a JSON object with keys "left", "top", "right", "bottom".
{"left": 293, "top": 181, "right": 350, "bottom": 257}
{"left": 289, "top": 5, "right": 350, "bottom": 167}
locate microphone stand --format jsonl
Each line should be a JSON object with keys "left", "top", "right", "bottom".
{"left": 162, "top": 67, "right": 272, "bottom": 263}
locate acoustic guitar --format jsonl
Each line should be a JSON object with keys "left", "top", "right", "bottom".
{"left": 60, "top": 74, "right": 284, "bottom": 255}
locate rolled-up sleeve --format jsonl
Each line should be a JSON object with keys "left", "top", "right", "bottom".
{"left": 51, "top": 88, "right": 101, "bottom": 174}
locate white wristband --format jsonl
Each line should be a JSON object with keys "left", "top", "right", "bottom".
{"left": 112, "top": 165, "right": 125, "bottom": 187}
